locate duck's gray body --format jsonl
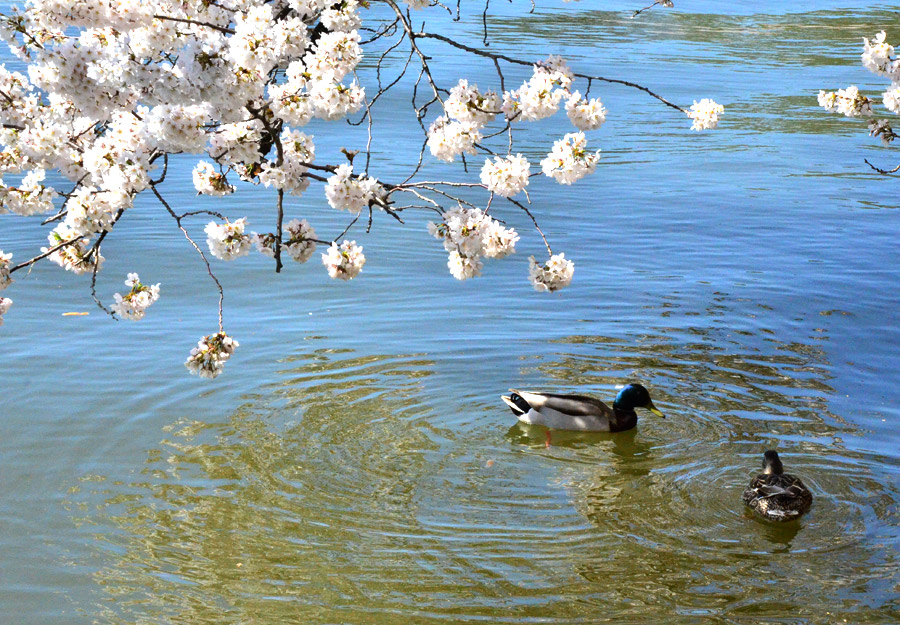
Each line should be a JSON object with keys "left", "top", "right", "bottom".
{"left": 501, "top": 390, "right": 638, "bottom": 432}
{"left": 742, "top": 451, "right": 813, "bottom": 522}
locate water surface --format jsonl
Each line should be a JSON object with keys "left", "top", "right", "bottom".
{"left": 2, "top": 2, "right": 900, "bottom": 624}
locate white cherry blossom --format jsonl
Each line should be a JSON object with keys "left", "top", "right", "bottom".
{"left": 566, "top": 91, "right": 607, "bottom": 131}
{"left": 205, "top": 218, "right": 252, "bottom": 261}
{"left": 818, "top": 86, "right": 872, "bottom": 118}
{"left": 43, "top": 224, "right": 103, "bottom": 274}
{"left": 111, "top": 273, "right": 160, "bottom": 321}
{"left": 0, "top": 296, "right": 11, "bottom": 325}
{"left": 0, "top": 250, "right": 11, "bottom": 290}
{"left": 252, "top": 218, "right": 317, "bottom": 263}
{"left": 444, "top": 79, "right": 501, "bottom": 125}
{"left": 528, "top": 253, "right": 574, "bottom": 292}
{"left": 428, "top": 207, "right": 518, "bottom": 279}
{"left": 884, "top": 84, "right": 900, "bottom": 114}
{"left": 448, "top": 250, "right": 482, "bottom": 280}
{"left": 862, "top": 31, "right": 899, "bottom": 80}
{"left": 325, "top": 163, "right": 382, "bottom": 213}
{"left": 480, "top": 155, "right": 530, "bottom": 198}
{"left": 0, "top": 168, "right": 57, "bottom": 215}
{"left": 427, "top": 116, "right": 482, "bottom": 162}
{"left": 185, "top": 332, "right": 239, "bottom": 379}
{"left": 687, "top": 98, "right": 725, "bottom": 131}
{"left": 193, "top": 161, "right": 235, "bottom": 196}
{"left": 540, "top": 132, "right": 600, "bottom": 185}
{"left": 322, "top": 240, "right": 365, "bottom": 280}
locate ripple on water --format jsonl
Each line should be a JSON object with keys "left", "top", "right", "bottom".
{"left": 67, "top": 329, "right": 900, "bottom": 624}
{"left": 506, "top": 328, "right": 900, "bottom": 622}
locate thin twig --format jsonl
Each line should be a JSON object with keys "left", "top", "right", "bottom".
{"left": 89, "top": 246, "right": 116, "bottom": 318}
{"left": 507, "top": 196, "right": 551, "bottom": 255}
{"left": 152, "top": 14, "right": 235, "bottom": 35}
{"left": 151, "top": 180, "right": 225, "bottom": 332}
{"left": 414, "top": 31, "right": 686, "bottom": 113}
{"left": 864, "top": 158, "right": 900, "bottom": 174}
{"left": 631, "top": 0, "right": 674, "bottom": 19}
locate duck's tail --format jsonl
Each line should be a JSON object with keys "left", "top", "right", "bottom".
{"left": 501, "top": 391, "right": 530, "bottom": 416}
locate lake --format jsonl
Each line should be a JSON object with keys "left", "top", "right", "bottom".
{"left": 2, "top": 1, "right": 900, "bottom": 623}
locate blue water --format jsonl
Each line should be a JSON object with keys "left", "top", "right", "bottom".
{"left": 2, "top": 2, "right": 900, "bottom": 623}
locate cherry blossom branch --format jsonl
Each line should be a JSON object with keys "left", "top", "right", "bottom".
{"left": 413, "top": 31, "right": 687, "bottom": 113}
{"left": 0, "top": 0, "right": 718, "bottom": 374}
{"left": 41, "top": 174, "right": 90, "bottom": 225}
{"left": 8, "top": 234, "right": 88, "bottom": 274}
{"left": 84, "top": 207, "right": 126, "bottom": 264}
{"left": 152, "top": 14, "right": 236, "bottom": 35}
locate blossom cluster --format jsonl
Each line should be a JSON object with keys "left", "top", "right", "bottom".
{"left": 322, "top": 240, "right": 365, "bottom": 280}
{"left": 258, "top": 129, "right": 316, "bottom": 196}
{"left": 0, "top": 296, "right": 10, "bottom": 326}
{"left": 445, "top": 79, "right": 501, "bottom": 126}
{"left": 205, "top": 218, "right": 252, "bottom": 261}
{"left": 688, "top": 98, "right": 725, "bottom": 131}
{"left": 540, "top": 132, "right": 600, "bottom": 185}
{"left": 193, "top": 162, "right": 235, "bottom": 196}
{"left": 480, "top": 155, "right": 531, "bottom": 197}
{"left": 185, "top": 332, "right": 239, "bottom": 379}
{"left": 819, "top": 31, "right": 900, "bottom": 128}
{"left": 44, "top": 225, "right": 104, "bottom": 275}
{"left": 817, "top": 86, "right": 873, "bottom": 118}
{"left": 0, "top": 170, "right": 58, "bottom": 216}
{"left": 252, "top": 218, "right": 318, "bottom": 264}
{"left": 62, "top": 187, "right": 129, "bottom": 236}
{"left": 861, "top": 31, "right": 900, "bottom": 81}
{"left": 0, "top": 250, "right": 11, "bottom": 291}
{"left": 325, "top": 164, "right": 383, "bottom": 213}
{"left": 566, "top": 91, "right": 607, "bottom": 131}
{"left": 428, "top": 55, "right": 720, "bottom": 185}
{"left": 111, "top": 273, "right": 161, "bottom": 321}
{"left": 0, "top": 0, "right": 720, "bottom": 373}
{"left": 428, "top": 207, "right": 519, "bottom": 280}
{"left": 427, "top": 116, "right": 483, "bottom": 163}
{"left": 528, "top": 254, "right": 575, "bottom": 292}
{"left": 503, "top": 56, "right": 573, "bottom": 122}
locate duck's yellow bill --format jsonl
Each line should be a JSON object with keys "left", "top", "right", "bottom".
{"left": 646, "top": 401, "right": 665, "bottom": 418}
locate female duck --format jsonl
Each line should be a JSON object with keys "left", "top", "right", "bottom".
{"left": 500, "top": 383, "right": 664, "bottom": 432}
{"left": 742, "top": 450, "right": 813, "bottom": 522}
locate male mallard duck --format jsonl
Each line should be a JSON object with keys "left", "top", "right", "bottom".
{"left": 500, "top": 383, "right": 664, "bottom": 432}
{"left": 742, "top": 450, "right": 813, "bottom": 522}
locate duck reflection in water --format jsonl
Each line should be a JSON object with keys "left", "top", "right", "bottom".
{"left": 505, "top": 423, "right": 655, "bottom": 477}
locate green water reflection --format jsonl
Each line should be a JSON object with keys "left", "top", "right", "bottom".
{"left": 70, "top": 330, "right": 900, "bottom": 624}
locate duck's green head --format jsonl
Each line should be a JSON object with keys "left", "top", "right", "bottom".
{"left": 763, "top": 450, "right": 784, "bottom": 475}
{"left": 613, "top": 383, "right": 665, "bottom": 418}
